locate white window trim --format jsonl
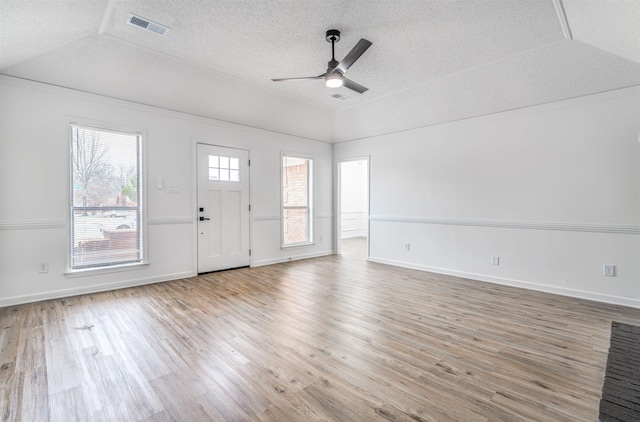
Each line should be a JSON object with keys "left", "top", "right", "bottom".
{"left": 65, "top": 262, "right": 149, "bottom": 278}
{"left": 65, "top": 117, "right": 148, "bottom": 275}
{"left": 281, "top": 151, "right": 315, "bottom": 248}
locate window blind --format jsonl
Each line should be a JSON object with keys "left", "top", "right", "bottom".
{"left": 69, "top": 124, "right": 143, "bottom": 269}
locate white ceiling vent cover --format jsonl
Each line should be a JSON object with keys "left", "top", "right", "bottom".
{"left": 330, "top": 93, "right": 351, "bottom": 101}
{"left": 127, "top": 14, "right": 169, "bottom": 36}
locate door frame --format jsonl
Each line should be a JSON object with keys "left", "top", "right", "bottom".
{"left": 192, "top": 141, "right": 252, "bottom": 272}
{"left": 334, "top": 156, "right": 370, "bottom": 257}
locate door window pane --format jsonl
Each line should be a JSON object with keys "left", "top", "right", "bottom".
{"left": 208, "top": 154, "right": 239, "bottom": 182}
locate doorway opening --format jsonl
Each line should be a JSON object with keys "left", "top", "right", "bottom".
{"left": 337, "top": 158, "right": 369, "bottom": 260}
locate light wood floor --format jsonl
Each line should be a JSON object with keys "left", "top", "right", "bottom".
{"left": 340, "top": 237, "right": 368, "bottom": 260}
{"left": 2, "top": 255, "right": 640, "bottom": 421}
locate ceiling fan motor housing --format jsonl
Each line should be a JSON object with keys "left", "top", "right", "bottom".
{"left": 325, "top": 29, "right": 340, "bottom": 43}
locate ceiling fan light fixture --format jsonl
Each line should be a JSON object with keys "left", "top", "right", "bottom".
{"left": 326, "top": 73, "right": 343, "bottom": 88}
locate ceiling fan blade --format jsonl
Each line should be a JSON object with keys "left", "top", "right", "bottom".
{"left": 335, "top": 38, "right": 372, "bottom": 74}
{"left": 342, "top": 77, "right": 368, "bottom": 94}
{"left": 272, "top": 75, "right": 325, "bottom": 82}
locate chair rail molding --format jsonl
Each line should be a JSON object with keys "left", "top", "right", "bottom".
{"left": 0, "top": 219, "right": 66, "bottom": 230}
{"left": 369, "top": 215, "right": 640, "bottom": 235}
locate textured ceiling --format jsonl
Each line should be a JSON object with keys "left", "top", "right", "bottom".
{"left": 1, "top": 0, "right": 639, "bottom": 142}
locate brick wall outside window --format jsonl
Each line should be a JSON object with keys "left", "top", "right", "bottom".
{"left": 283, "top": 161, "right": 310, "bottom": 244}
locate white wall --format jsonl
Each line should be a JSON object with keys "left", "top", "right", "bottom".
{"left": 0, "top": 76, "right": 333, "bottom": 306}
{"left": 340, "top": 160, "right": 368, "bottom": 239}
{"left": 334, "top": 87, "right": 640, "bottom": 308}
{"left": 2, "top": 76, "right": 638, "bottom": 309}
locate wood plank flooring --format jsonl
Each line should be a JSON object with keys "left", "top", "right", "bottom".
{"left": 340, "top": 237, "right": 368, "bottom": 261}
{"left": 2, "top": 255, "right": 640, "bottom": 421}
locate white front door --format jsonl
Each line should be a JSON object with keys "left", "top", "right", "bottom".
{"left": 197, "top": 144, "right": 250, "bottom": 273}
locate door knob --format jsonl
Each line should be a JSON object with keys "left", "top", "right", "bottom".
{"left": 199, "top": 216, "right": 210, "bottom": 221}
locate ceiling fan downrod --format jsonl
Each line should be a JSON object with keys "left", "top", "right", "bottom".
{"left": 326, "top": 29, "right": 341, "bottom": 70}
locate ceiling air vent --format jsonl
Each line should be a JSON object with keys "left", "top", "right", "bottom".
{"left": 127, "top": 14, "right": 169, "bottom": 36}
{"left": 330, "top": 93, "right": 351, "bottom": 101}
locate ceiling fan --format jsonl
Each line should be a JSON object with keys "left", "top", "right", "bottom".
{"left": 272, "top": 29, "right": 372, "bottom": 94}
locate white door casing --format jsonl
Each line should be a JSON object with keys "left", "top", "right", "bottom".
{"left": 197, "top": 144, "right": 250, "bottom": 273}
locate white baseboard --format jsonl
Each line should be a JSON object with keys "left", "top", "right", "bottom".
{"left": 368, "top": 257, "right": 640, "bottom": 309}
{"left": 6, "top": 256, "right": 636, "bottom": 310}
{"left": 0, "top": 271, "right": 197, "bottom": 307}
{"left": 252, "top": 250, "right": 333, "bottom": 267}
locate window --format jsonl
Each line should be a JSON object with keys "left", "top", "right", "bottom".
{"left": 69, "top": 124, "right": 143, "bottom": 270}
{"left": 208, "top": 155, "right": 239, "bottom": 182}
{"left": 282, "top": 154, "right": 313, "bottom": 246}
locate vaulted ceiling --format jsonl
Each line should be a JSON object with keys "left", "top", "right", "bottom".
{"left": 1, "top": 0, "right": 639, "bottom": 143}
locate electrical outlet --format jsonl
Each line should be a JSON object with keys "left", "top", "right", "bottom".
{"left": 603, "top": 264, "right": 616, "bottom": 277}
{"left": 38, "top": 261, "right": 49, "bottom": 273}
{"left": 491, "top": 256, "right": 500, "bottom": 266}
{"left": 404, "top": 243, "right": 411, "bottom": 251}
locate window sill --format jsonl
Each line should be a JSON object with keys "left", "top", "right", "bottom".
{"left": 65, "top": 262, "right": 149, "bottom": 278}
{"left": 281, "top": 242, "right": 316, "bottom": 249}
